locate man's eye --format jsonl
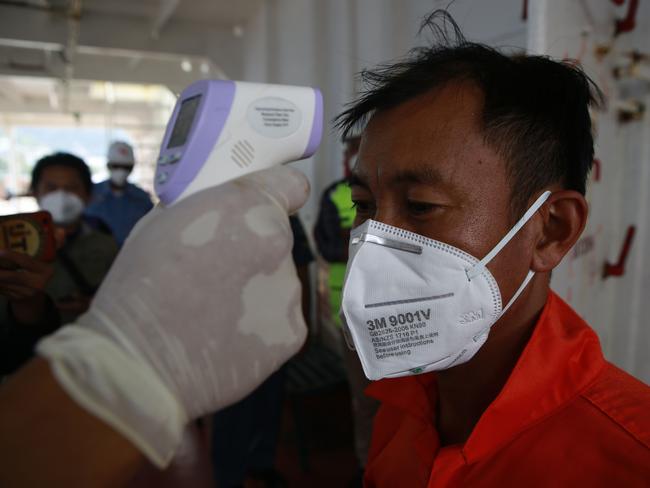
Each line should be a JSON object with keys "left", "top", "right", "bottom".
{"left": 407, "top": 200, "right": 437, "bottom": 216}
{"left": 351, "top": 200, "right": 373, "bottom": 214}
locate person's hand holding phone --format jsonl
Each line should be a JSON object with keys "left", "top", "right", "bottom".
{"left": 0, "top": 250, "right": 55, "bottom": 326}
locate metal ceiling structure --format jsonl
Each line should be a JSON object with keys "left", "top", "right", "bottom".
{"left": 0, "top": 0, "right": 263, "bottom": 110}
{"left": 0, "top": 0, "right": 265, "bottom": 200}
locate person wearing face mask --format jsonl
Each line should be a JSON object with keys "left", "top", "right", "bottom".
{"left": 335, "top": 12, "right": 650, "bottom": 488}
{"left": 85, "top": 141, "right": 154, "bottom": 246}
{"left": 31, "top": 152, "right": 118, "bottom": 324}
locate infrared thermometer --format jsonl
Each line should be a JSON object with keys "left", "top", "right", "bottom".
{"left": 155, "top": 80, "right": 323, "bottom": 206}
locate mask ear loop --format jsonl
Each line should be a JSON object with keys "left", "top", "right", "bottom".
{"left": 501, "top": 269, "right": 535, "bottom": 315}
{"left": 473, "top": 270, "right": 535, "bottom": 342}
{"left": 467, "top": 191, "right": 551, "bottom": 339}
{"left": 471, "top": 269, "right": 535, "bottom": 342}
{"left": 466, "top": 190, "right": 552, "bottom": 282}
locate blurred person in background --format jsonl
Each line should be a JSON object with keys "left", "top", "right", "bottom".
{"left": 32, "top": 152, "right": 117, "bottom": 323}
{"left": 85, "top": 141, "right": 153, "bottom": 246}
{"left": 313, "top": 135, "right": 379, "bottom": 486}
{"left": 315, "top": 136, "right": 359, "bottom": 319}
{"left": 211, "top": 215, "right": 313, "bottom": 488}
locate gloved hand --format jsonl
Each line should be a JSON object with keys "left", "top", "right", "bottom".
{"left": 37, "top": 166, "right": 310, "bottom": 467}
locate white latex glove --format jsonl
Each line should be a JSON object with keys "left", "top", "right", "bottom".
{"left": 37, "top": 166, "right": 310, "bottom": 467}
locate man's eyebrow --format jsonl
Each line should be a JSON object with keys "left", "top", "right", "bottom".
{"left": 392, "top": 165, "right": 444, "bottom": 185}
{"left": 348, "top": 165, "right": 445, "bottom": 188}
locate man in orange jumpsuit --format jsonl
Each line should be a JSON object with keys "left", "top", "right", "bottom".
{"left": 336, "top": 12, "right": 650, "bottom": 487}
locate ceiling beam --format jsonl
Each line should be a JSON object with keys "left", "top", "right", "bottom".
{"left": 0, "top": 4, "right": 244, "bottom": 78}
{"left": 0, "top": 82, "right": 24, "bottom": 104}
{"left": 0, "top": 49, "right": 219, "bottom": 94}
{"left": 151, "top": 0, "right": 180, "bottom": 40}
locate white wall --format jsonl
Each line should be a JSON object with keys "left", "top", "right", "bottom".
{"left": 529, "top": 0, "right": 650, "bottom": 382}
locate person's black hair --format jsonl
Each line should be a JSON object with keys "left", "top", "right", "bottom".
{"left": 335, "top": 10, "right": 604, "bottom": 215}
{"left": 31, "top": 152, "right": 93, "bottom": 194}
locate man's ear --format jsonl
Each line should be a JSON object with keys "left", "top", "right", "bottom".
{"left": 531, "top": 190, "right": 588, "bottom": 273}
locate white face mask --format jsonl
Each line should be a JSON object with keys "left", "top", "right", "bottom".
{"left": 109, "top": 168, "right": 130, "bottom": 187}
{"left": 340, "top": 191, "right": 551, "bottom": 381}
{"left": 39, "top": 190, "right": 85, "bottom": 225}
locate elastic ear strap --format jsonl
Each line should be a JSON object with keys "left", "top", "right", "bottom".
{"left": 501, "top": 270, "right": 535, "bottom": 316}
{"left": 467, "top": 191, "right": 551, "bottom": 280}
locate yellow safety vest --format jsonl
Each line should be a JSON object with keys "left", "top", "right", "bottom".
{"left": 328, "top": 182, "right": 355, "bottom": 327}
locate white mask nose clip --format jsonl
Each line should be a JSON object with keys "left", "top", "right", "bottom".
{"left": 351, "top": 232, "right": 423, "bottom": 255}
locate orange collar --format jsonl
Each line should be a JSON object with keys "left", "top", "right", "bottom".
{"left": 365, "top": 291, "right": 607, "bottom": 463}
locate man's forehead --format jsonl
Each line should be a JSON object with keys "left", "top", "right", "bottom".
{"left": 361, "top": 82, "right": 483, "bottom": 142}
{"left": 40, "top": 166, "right": 83, "bottom": 183}
{"left": 352, "top": 83, "right": 503, "bottom": 192}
